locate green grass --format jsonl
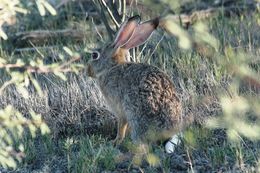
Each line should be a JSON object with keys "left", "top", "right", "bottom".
{"left": 15, "top": 126, "right": 260, "bottom": 172}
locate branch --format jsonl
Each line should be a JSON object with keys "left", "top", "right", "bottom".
{"left": 0, "top": 79, "right": 16, "bottom": 95}
{"left": 109, "top": 0, "right": 122, "bottom": 25}
{"left": 11, "top": 27, "right": 109, "bottom": 48}
{"left": 100, "top": 0, "right": 120, "bottom": 28}
{"left": 120, "top": 0, "right": 126, "bottom": 22}
{"left": 14, "top": 46, "right": 59, "bottom": 54}
{"left": 98, "top": 1, "right": 115, "bottom": 40}
{"left": 91, "top": 0, "right": 115, "bottom": 40}
{"left": 169, "top": 4, "right": 258, "bottom": 28}
{"left": 243, "top": 75, "right": 260, "bottom": 90}
{"left": 12, "top": 29, "right": 85, "bottom": 47}
{"left": 0, "top": 56, "right": 81, "bottom": 74}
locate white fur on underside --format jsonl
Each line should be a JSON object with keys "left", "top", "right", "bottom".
{"left": 165, "top": 133, "right": 183, "bottom": 153}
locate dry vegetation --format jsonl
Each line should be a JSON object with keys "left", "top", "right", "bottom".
{"left": 0, "top": 0, "right": 260, "bottom": 172}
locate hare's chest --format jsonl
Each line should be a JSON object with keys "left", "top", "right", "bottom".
{"left": 98, "top": 72, "right": 124, "bottom": 98}
{"left": 106, "top": 98, "right": 124, "bottom": 118}
{"left": 98, "top": 81, "right": 124, "bottom": 115}
{"left": 102, "top": 90, "right": 125, "bottom": 119}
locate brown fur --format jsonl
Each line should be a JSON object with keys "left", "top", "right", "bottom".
{"left": 87, "top": 65, "right": 95, "bottom": 77}
{"left": 112, "top": 48, "right": 128, "bottom": 64}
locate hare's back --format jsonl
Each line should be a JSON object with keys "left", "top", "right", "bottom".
{"left": 105, "top": 63, "right": 181, "bottom": 116}
{"left": 129, "top": 63, "right": 178, "bottom": 104}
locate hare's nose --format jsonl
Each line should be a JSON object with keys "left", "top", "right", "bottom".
{"left": 87, "top": 64, "right": 95, "bottom": 78}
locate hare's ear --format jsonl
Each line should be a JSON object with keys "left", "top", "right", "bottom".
{"left": 113, "top": 16, "right": 141, "bottom": 48}
{"left": 122, "top": 17, "right": 160, "bottom": 49}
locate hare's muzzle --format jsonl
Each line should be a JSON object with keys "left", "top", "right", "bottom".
{"left": 87, "top": 64, "right": 95, "bottom": 77}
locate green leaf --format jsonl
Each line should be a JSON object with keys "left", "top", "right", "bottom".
{"left": 10, "top": 72, "right": 24, "bottom": 83}
{"left": 40, "top": 123, "right": 50, "bottom": 135}
{"left": 28, "top": 124, "right": 37, "bottom": 138}
{"left": 42, "top": 1, "right": 57, "bottom": 16}
{"left": 16, "top": 85, "right": 29, "bottom": 99}
{"left": 36, "top": 0, "right": 46, "bottom": 16}
{"left": 28, "top": 74, "right": 43, "bottom": 96}
{"left": 18, "top": 144, "right": 24, "bottom": 152}
{"left": 160, "top": 15, "right": 191, "bottom": 49}
{"left": 194, "top": 22, "right": 219, "bottom": 50}
{"left": 29, "top": 110, "right": 42, "bottom": 122}
{"left": 0, "top": 153, "right": 17, "bottom": 168}
{"left": 63, "top": 46, "right": 73, "bottom": 56}
{"left": 13, "top": 7, "right": 28, "bottom": 14}
{"left": 0, "top": 58, "right": 7, "bottom": 64}
{"left": 146, "top": 153, "right": 160, "bottom": 167}
{"left": 54, "top": 71, "right": 67, "bottom": 81}
{"left": 0, "top": 28, "right": 8, "bottom": 40}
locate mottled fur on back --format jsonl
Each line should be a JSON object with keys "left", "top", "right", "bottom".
{"left": 98, "top": 63, "right": 182, "bottom": 142}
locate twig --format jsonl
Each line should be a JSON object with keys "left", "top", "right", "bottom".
{"left": 58, "top": 55, "right": 81, "bottom": 69}
{"left": 14, "top": 46, "right": 60, "bottom": 54}
{"left": 0, "top": 56, "right": 81, "bottom": 74}
{"left": 29, "top": 40, "right": 44, "bottom": 58}
{"left": 0, "top": 79, "right": 16, "bottom": 95}
{"left": 109, "top": 0, "right": 122, "bottom": 24}
{"left": 162, "top": 4, "right": 258, "bottom": 28}
{"left": 93, "top": 0, "right": 115, "bottom": 40}
{"left": 100, "top": 0, "right": 120, "bottom": 28}
{"left": 237, "top": 134, "right": 259, "bottom": 163}
{"left": 12, "top": 29, "right": 85, "bottom": 47}
{"left": 186, "top": 148, "right": 194, "bottom": 173}
{"left": 91, "top": 17, "right": 104, "bottom": 42}
{"left": 150, "top": 33, "right": 165, "bottom": 57}
{"left": 121, "top": 0, "right": 126, "bottom": 23}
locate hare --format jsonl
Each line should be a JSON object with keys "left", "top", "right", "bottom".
{"left": 87, "top": 16, "right": 183, "bottom": 151}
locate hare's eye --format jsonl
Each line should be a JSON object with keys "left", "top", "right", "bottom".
{"left": 91, "top": 51, "right": 100, "bottom": 60}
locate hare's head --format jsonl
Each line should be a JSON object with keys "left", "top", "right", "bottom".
{"left": 87, "top": 15, "right": 160, "bottom": 78}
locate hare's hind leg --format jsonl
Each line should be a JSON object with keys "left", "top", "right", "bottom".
{"left": 113, "top": 116, "right": 128, "bottom": 145}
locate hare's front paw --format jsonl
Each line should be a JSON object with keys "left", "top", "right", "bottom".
{"left": 165, "top": 133, "right": 183, "bottom": 153}
{"left": 113, "top": 121, "right": 128, "bottom": 146}
{"left": 112, "top": 136, "right": 124, "bottom": 146}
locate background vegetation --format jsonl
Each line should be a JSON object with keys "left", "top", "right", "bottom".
{"left": 0, "top": 0, "right": 259, "bottom": 172}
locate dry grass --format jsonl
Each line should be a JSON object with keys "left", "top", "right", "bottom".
{"left": 0, "top": 1, "right": 259, "bottom": 172}
{"left": 0, "top": 71, "right": 117, "bottom": 140}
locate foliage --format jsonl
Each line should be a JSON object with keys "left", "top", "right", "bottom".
{"left": 0, "top": 106, "right": 50, "bottom": 168}
{"left": 0, "top": 0, "right": 57, "bottom": 40}
{"left": 0, "top": 0, "right": 83, "bottom": 169}
{"left": 161, "top": 12, "right": 260, "bottom": 144}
